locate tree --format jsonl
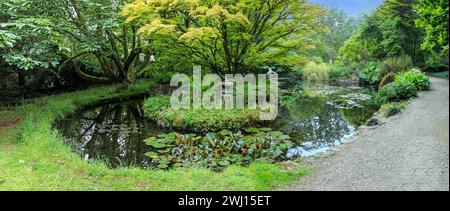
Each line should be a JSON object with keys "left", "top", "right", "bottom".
{"left": 340, "top": 0, "right": 425, "bottom": 63}
{"left": 340, "top": 13, "right": 384, "bottom": 63}
{"left": 0, "top": 1, "right": 64, "bottom": 73}
{"left": 340, "top": 35, "right": 370, "bottom": 63}
{"left": 1, "top": 0, "right": 154, "bottom": 84}
{"left": 415, "top": 0, "right": 449, "bottom": 55}
{"left": 122, "top": 0, "right": 324, "bottom": 75}
{"left": 378, "top": 0, "right": 422, "bottom": 61}
{"left": 321, "top": 6, "right": 357, "bottom": 64}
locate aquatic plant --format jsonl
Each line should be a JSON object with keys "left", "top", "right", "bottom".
{"left": 143, "top": 128, "right": 292, "bottom": 170}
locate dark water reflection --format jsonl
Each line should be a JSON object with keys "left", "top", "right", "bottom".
{"left": 273, "top": 82, "right": 379, "bottom": 157}
{"left": 56, "top": 81, "right": 378, "bottom": 167}
{"left": 56, "top": 101, "right": 170, "bottom": 168}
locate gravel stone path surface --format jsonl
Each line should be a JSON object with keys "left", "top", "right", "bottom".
{"left": 287, "top": 77, "right": 449, "bottom": 191}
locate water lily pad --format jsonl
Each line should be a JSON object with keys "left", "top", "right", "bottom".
{"left": 219, "top": 130, "right": 232, "bottom": 136}
{"left": 268, "top": 131, "right": 284, "bottom": 137}
{"left": 158, "top": 138, "right": 175, "bottom": 144}
{"left": 145, "top": 152, "right": 159, "bottom": 159}
{"left": 245, "top": 128, "right": 259, "bottom": 133}
{"left": 146, "top": 142, "right": 168, "bottom": 149}
{"left": 279, "top": 135, "right": 291, "bottom": 140}
{"left": 144, "top": 137, "right": 157, "bottom": 143}
{"left": 259, "top": 128, "right": 273, "bottom": 132}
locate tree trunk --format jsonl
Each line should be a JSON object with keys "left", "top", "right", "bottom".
{"left": 329, "top": 46, "right": 334, "bottom": 65}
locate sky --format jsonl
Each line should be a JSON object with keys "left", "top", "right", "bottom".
{"left": 309, "top": 0, "right": 384, "bottom": 17}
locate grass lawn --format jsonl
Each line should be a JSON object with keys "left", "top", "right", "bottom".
{"left": 0, "top": 81, "right": 307, "bottom": 191}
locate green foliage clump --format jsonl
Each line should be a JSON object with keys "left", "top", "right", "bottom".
{"left": 395, "top": 69, "right": 431, "bottom": 91}
{"left": 360, "top": 61, "right": 383, "bottom": 85}
{"left": 143, "top": 96, "right": 263, "bottom": 132}
{"left": 340, "top": 35, "right": 369, "bottom": 63}
{"left": 143, "top": 95, "right": 171, "bottom": 115}
{"left": 144, "top": 69, "right": 177, "bottom": 84}
{"left": 144, "top": 128, "right": 292, "bottom": 170}
{"left": 329, "top": 63, "right": 357, "bottom": 81}
{"left": 423, "top": 63, "right": 449, "bottom": 73}
{"left": 381, "top": 55, "right": 414, "bottom": 73}
{"left": 380, "top": 102, "right": 406, "bottom": 117}
{"left": 303, "top": 62, "right": 330, "bottom": 81}
{"left": 415, "top": 0, "right": 449, "bottom": 54}
{"left": 376, "top": 81, "right": 417, "bottom": 104}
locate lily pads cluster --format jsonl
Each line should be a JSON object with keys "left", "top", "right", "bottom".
{"left": 143, "top": 128, "right": 292, "bottom": 170}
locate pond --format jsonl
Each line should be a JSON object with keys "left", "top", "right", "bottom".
{"left": 56, "top": 81, "right": 379, "bottom": 168}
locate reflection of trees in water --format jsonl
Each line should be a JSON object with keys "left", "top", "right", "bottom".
{"left": 339, "top": 105, "right": 378, "bottom": 126}
{"left": 275, "top": 87, "right": 377, "bottom": 156}
{"left": 276, "top": 103, "right": 355, "bottom": 149}
{"left": 59, "top": 102, "right": 156, "bottom": 168}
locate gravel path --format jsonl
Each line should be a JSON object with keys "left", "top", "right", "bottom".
{"left": 287, "top": 77, "right": 449, "bottom": 191}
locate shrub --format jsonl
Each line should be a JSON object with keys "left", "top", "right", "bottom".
{"left": 422, "top": 52, "right": 449, "bottom": 73}
{"left": 381, "top": 55, "right": 413, "bottom": 73}
{"left": 303, "top": 62, "right": 330, "bottom": 81}
{"left": 376, "top": 81, "right": 417, "bottom": 104}
{"left": 378, "top": 72, "right": 397, "bottom": 90}
{"left": 144, "top": 95, "right": 171, "bottom": 115}
{"left": 423, "top": 63, "right": 449, "bottom": 73}
{"left": 329, "top": 64, "right": 356, "bottom": 81}
{"left": 395, "top": 69, "right": 430, "bottom": 91}
{"left": 360, "top": 61, "right": 384, "bottom": 85}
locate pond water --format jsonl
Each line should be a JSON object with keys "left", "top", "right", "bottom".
{"left": 56, "top": 81, "right": 379, "bottom": 168}
{"left": 275, "top": 82, "right": 379, "bottom": 157}
{"left": 56, "top": 101, "right": 171, "bottom": 167}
